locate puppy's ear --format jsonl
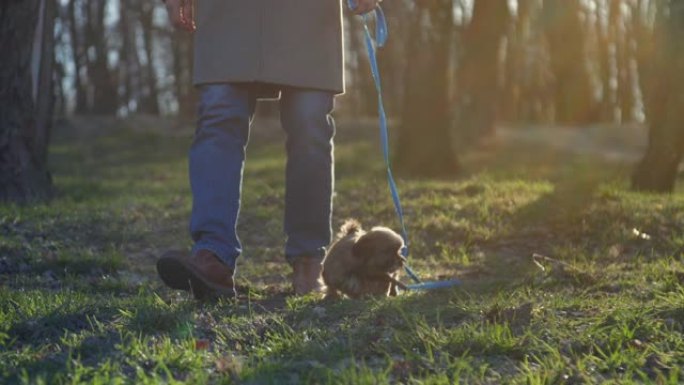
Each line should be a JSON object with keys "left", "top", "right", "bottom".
{"left": 352, "top": 234, "right": 375, "bottom": 259}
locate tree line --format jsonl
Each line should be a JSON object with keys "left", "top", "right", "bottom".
{"left": 53, "top": 0, "right": 194, "bottom": 117}
{"left": 3, "top": 0, "right": 684, "bottom": 202}
{"left": 51, "top": 1, "right": 649, "bottom": 120}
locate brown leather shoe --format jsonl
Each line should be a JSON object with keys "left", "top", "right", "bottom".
{"left": 157, "top": 249, "right": 236, "bottom": 300}
{"left": 291, "top": 256, "right": 324, "bottom": 295}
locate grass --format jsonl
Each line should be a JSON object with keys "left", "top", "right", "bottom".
{"left": 1, "top": 115, "right": 684, "bottom": 384}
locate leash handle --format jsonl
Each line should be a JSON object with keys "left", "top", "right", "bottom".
{"left": 347, "top": 1, "right": 388, "bottom": 47}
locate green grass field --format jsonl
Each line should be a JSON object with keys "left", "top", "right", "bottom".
{"left": 1, "top": 117, "right": 683, "bottom": 384}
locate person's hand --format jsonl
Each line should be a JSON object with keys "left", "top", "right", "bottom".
{"left": 165, "top": 0, "right": 196, "bottom": 32}
{"left": 352, "top": 0, "right": 382, "bottom": 15}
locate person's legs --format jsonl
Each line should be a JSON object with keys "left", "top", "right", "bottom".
{"left": 189, "top": 83, "right": 258, "bottom": 270}
{"left": 279, "top": 87, "right": 336, "bottom": 265}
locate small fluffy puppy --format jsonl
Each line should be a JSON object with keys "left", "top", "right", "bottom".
{"left": 322, "top": 219, "right": 407, "bottom": 299}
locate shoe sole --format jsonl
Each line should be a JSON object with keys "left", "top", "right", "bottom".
{"left": 157, "top": 254, "right": 236, "bottom": 300}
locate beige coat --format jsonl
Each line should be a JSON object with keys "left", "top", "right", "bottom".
{"left": 193, "top": 0, "right": 345, "bottom": 95}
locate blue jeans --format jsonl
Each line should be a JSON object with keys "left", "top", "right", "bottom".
{"left": 189, "top": 83, "right": 335, "bottom": 270}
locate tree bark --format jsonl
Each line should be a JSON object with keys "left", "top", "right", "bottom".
{"left": 0, "top": 0, "right": 54, "bottom": 202}
{"left": 632, "top": 0, "right": 684, "bottom": 192}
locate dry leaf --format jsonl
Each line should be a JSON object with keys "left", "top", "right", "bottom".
{"left": 194, "top": 339, "right": 211, "bottom": 350}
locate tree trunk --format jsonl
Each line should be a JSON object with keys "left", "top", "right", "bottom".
{"left": 348, "top": 15, "right": 377, "bottom": 117}
{"left": 118, "top": 0, "right": 132, "bottom": 114}
{"left": 395, "top": 0, "right": 460, "bottom": 177}
{"left": 172, "top": 28, "right": 196, "bottom": 118}
{"left": 508, "top": 0, "right": 550, "bottom": 123}
{"left": 457, "top": 0, "right": 510, "bottom": 141}
{"left": 34, "top": 0, "right": 56, "bottom": 166}
{"left": 139, "top": 0, "right": 160, "bottom": 115}
{"left": 85, "top": 0, "right": 117, "bottom": 114}
{"left": 632, "top": 0, "right": 684, "bottom": 192}
{"left": 501, "top": 0, "right": 524, "bottom": 122}
{"left": 0, "top": 0, "right": 54, "bottom": 202}
{"left": 53, "top": 2, "right": 67, "bottom": 116}
{"left": 375, "top": 0, "right": 408, "bottom": 118}
{"left": 612, "top": 0, "right": 634, "bottom": 123}
{"left": 543, "top": 0, "right": 596, "bottom": 124}
{"left": 596, "top": 0, "right": 615, "bottom": 122}
{"left": 67, "top": 0, "right": 87, "bottom": 113}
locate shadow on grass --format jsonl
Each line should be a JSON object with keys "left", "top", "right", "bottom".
{"left": 8, "top": 308, "right": 100, "bottom": 345}
{"left": 6, "top": 291, "right": 194, "bottom": 346}
{"left": 236, "top": 286, "right": 534, "bottom": 383}
{"left": 48, "top": 125, "right": 191, "bottom": 205}
{"left": 512, "top": 176, "right": 599, "bottom": 226}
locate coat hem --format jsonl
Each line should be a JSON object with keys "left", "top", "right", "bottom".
{"left": 193, "top": 77, "right": 345, "bottom": 96}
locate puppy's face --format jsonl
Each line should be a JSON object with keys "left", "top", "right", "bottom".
{"left": 352, "top": 227, "right": 405, "bottom": 274}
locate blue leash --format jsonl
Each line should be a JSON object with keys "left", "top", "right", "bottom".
{"left": 347, "top": 1, "right": 461, "bottom": 291}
